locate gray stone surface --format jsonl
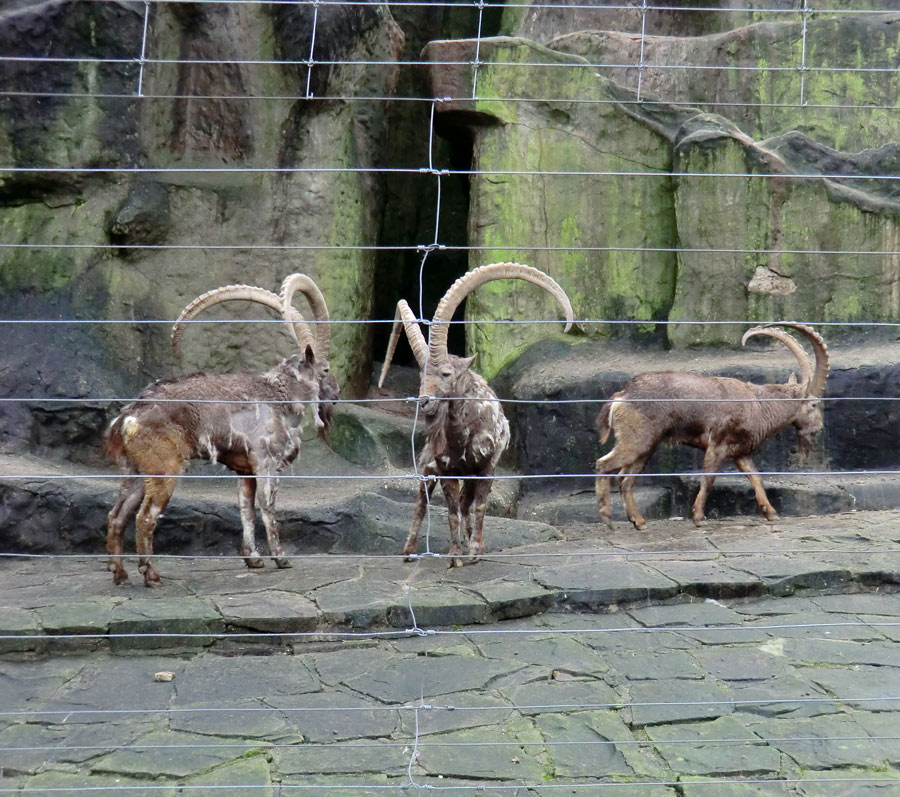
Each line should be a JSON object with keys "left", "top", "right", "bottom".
{"left": 1, "top": 509, "right": 899, "bottom": 792}
{"left": 646, "top": 716, "right": 782, "bottom": 776}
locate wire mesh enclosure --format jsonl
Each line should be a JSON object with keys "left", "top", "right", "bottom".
{"left": 0, "top": 0, "right": 899, "bottom": 793}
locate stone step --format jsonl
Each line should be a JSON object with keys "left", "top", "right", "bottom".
{"left": 517, "top": 476, "right": 900, "bottom": 528}
{"left": 2, "top": 507, "right": 899, "bottom": 653}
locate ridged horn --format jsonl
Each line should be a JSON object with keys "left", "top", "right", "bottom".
{"left": 773, "top": 322, "right": 829, "bottom": 397}
{"left": 741, "top": 323, "right": 829, "bottom": 397}
{"left": 171, "top": 284, "right": 312, "bottom": 359}
{"left": 378, "top": 300, "right": 427, "bottom": 388}
{"left": 280, "top": 273, "right": 331, "bottom": 359}
{"left": 427, "top": 262, "right": 575, "bottom": 368}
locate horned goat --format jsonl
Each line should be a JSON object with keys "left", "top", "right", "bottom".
{"left": 379, "top": 262, "right": 574, "bottom": 566}
{"left": 105, "top": 274, "right": 338, "bottom": 586}
{"left": 594, "top": 323, "right": 829, "bottom": 530}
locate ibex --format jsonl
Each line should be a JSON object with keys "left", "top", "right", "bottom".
{"left": 379, "top": 262, "right": 574, "bottom": 566}
{"left": 595, "top": 323, "right": 829, "bottom": 530}
{"left": 105, "top": 274, "right": 338, "bottom": 586}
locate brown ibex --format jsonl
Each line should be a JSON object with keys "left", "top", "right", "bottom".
{"left": 105, "top": 274, "right": 338, "bottom": 586}
{"left": 595, "top": 323, "right": 829, "bottom": 530}
{"left": 379, "top": 262, "right": 574, "bottom": 566}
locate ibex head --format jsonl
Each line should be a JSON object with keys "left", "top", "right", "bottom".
{"left": 378, "top": 262, "right": 574, "bottom": 416}
{"left": 171, "top": 273, "right": 339, "bottom": 434}
{"left": 741, "top": 322, "right": 829, "bottom": 459}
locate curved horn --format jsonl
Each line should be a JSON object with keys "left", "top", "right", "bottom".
{"left": 772, "top": 322, "right": 829, "bottom": 397}
{"left": 427, "top": 262, "right": 575, "bottom": 368}
{"left": 741, "top": 324, "right": 826, "bottom": 395}
{"left": 171, "top": 284, "right": 313, "bottom": 359}
{"left": 280, "top": 273, "right": 331, "bottom": 359}
{"left": 378, "top": 300, "right": 427, "bottom": 388}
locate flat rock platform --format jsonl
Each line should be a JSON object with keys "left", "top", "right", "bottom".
{"left": 2, "top": 499, "right": 900, "bottom": 793}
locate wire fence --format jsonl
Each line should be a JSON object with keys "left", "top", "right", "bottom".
{"left": 1, "top": 0, "right": 899, "bottom": 793}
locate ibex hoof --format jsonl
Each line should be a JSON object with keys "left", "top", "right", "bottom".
{"left": 142, "top": 570, "right": 160, "bottom": 587}
{"left": 244, "top": 556, "right": 265, "bottom": 569}
{"left": 448, "top": 558, "right": 464, "bottom": 569}
{"left": 112, "top": 570, "right": 129, "bottom": 585}
{"left": 599, "top": 516, "right": 615, "bottom": 531}
{"left": 273, "top": 557, "right": 292, "bottom": 569}
{"left": 764, "top": 510, "right": 779, "bottom": 522}
{"left": 692, "top": 517, "right": 706, "bottom": 528}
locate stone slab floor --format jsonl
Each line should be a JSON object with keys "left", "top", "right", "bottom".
{"left": 1, "top": 591, "right": 899, "bottom": 794}
{"left": 1, "top": 508, "right": 900, "bottom": 793}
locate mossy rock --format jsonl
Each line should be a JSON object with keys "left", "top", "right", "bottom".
{"left": 328, "top": 403, "right": 425, "bottom": 470}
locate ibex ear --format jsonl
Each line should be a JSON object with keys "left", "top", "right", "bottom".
{"left": 304, "top": 344, "right": 316, "bottom": 367}
{"left": 787, "top": 372, "right": 798, "bottom": 385}
{"left": 462, "top": 355, "right": 476, "bottom": 369}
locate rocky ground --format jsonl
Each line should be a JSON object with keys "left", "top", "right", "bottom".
{"left": 1, "top": 508, "right": 899, "bottom": 794}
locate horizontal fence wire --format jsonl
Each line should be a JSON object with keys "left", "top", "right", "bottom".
{"left": 0, "top": 779, "right": 897, "bottom": 793}
{"left": 59, "top": 0, "right": 900, "bottom": 13}
{"left": 6, "top": 55, "right": 900, "bottom": 75}
{"left": 0, "top": 313, "right": 890, "bottom": 322}
{"left": 1, "top": 0, "right": 898, "bottom": 794}
{"left": 2, "top": 166, "right": 898, "bottom": 179}
{"left": 6, "top": 470, "right": 898, "bottom": 481}
{"left": 2, "top": 619, "right": 900, "bottom": 643}
{"left": 3, "top": 546, "right": 899, "bottom": 559}
{"left": 3, "top": 91, "right": 900, "bottom": 113}
{"left": 2, "top": 243, "right": 900, "bottom": 255}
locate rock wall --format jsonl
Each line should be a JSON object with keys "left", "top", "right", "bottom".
{"left": 1, "top": 0, "right": 897, "bottom": 475}
{"left": 423, "top": 8, "right": 900, "bottom": 374}
{"left": 0, "top": 0, "right": 403, "bottom": 454}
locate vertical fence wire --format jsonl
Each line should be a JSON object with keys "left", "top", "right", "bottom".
{"left": 410, "top": 98, "right": 450, "bottom": 558}
{"left": 636, "top": 0, "right": 648, "bottom": 103}
{"left": 799, "top": 0, "right": 810, "bottom": 106}
{"left": 471, "top": 0, "right": 485, "bottom": 99}
{"left": 135, "top": 0, "right": 151, "bottom": 97}
{"left": 305, "top": 0, "right": 320, "bottom": 98}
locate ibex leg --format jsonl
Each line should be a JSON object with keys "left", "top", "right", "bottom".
{"left": 238, "top": 478, "right": 265, "bottom": 568}
{"left": 735, "top": 456, "right": 778, "bottom": 522}
{"left": 596, "top": 447, "right": 647, "bottom": 530}
{"left": 441, "top": 477, "right": 464, "bottom": 568}
{"left": 135, "top": 477, "right": 177, "bottom": 587}
{"left": 403, "top": 474, "right": 438, "bottom": 560}
{"left": 618, "top": 456, "right": 650, "bottom": 531}
{"left": 692, "top": 448, "right": 726, "bottom": 526}
{"left": 461, "top": 476, "right": 491, "bottom": 562}
{"left": 107, "top": 477, "right": 144, "bottom": 585}
{"left": 595, "top": 468, "right": 614, "bottom": 528}
{"left": 256, "top": 476, "right": 291, "bottom": 568}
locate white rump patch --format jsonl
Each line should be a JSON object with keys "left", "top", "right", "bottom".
{"left": 122, "top": 415, "right": 140, "bottom": 441}
{"left": 609, "top": 400, "right": 627, "bottom": 424}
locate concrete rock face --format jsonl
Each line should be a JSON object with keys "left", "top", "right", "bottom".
{"left": 425, "top": 37, "right": 679, "bottom": 376}
{"left": 424, "top": 14, "right": 900, "bottom": 368}
{"left": 0, "top": 0, "right": 403, "bottom": 453}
